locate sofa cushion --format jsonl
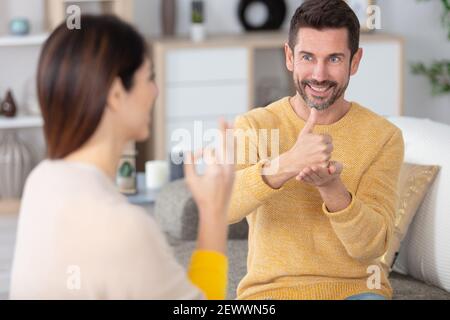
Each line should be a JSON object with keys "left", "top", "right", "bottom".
{"left": 380, "top": 163, "right": 439, "bottom": 273}
{"left": 154, "top": 179, "right": 248, "bottom": 240}
{"left": 170, "top": 239, "right": 450, "bottom": 300}
{"left": 388, "top": 116, "right": 450, "bottom": 293}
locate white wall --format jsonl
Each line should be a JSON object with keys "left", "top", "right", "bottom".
{"left": 378, "top": 0, "right": 450, "bottom": 124}
{"left": 0, "top": 0, "right": 449, "bottom": 123}
{"left": 133, "top": 0, "right": 301, "bottom": 37}
{"left": 0, "top": 0, "right": 46, "bottom": 34}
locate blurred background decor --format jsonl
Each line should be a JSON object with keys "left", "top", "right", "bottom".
{"left": 238, "top": 0, "right": 287, "bottom": 31}
{"left": 190, "top": 0, "right": 205, "bottom": 42}
{"left": 161, "top": 0, "right": 176, "bottom": 36}
{"left": 345, "top": 0, "right": 375, "bottom": 32}
{"left": 1, "top": 90, "right": 17, "bottom": 118}
{"left": 8, "top": 17, "right": 30, "bottom": 36}
{"left": 411, "top": 0, "right": 450, "bottom": 95}
{"left": 0, "top": 130, "right": 33, "bottom": 199}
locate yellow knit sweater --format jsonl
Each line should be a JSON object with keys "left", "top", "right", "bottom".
{"left": 228, "top": 97, "right": 404, "bottom": 300}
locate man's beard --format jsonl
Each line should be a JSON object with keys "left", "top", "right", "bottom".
{"left": 295, "top": 76, "right": 349, "bottom": 111}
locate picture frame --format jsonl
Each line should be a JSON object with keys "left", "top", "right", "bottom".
{"left": 345, "top": 0, "right": 376, "bottom": 32}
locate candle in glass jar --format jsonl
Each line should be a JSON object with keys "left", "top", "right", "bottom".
{"left": 145, "top": 161, "right": 169, "bottom": 190}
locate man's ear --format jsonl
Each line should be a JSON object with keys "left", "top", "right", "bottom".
{"left": 106, "top": 78, "right": 125, "bottom": 113}
{"left": 285, "top": 43, "right": 294, "bottom": 72}
{"left": 350, "top": 48, "right": 363, "bottom": 76}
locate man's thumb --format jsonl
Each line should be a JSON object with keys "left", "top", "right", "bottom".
{"left": 300, "top": 108, "right": 318, "bottom": 136}
{"left": 328, "top": 161, "right": 343, "bottom": 175}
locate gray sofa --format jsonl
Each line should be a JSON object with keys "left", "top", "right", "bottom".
{"left": 155, "top": 180, "right": 450, "bottom": 300}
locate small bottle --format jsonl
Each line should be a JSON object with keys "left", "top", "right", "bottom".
{"left": 116, "top": 142, "right": 137, "bottom": 195}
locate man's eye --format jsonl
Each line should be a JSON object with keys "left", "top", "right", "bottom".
{"left": 330, "top": 56, "right": 341, "bottom": 63}
{"left": 302, "top": 55, "right": 313, "bottom": 62}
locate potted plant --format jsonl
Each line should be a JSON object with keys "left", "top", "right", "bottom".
{"left": 190, "top": 0, "right": 205, "bottom": 42}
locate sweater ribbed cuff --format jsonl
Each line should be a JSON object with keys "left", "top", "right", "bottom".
{"left": 245, "top": 160, "right": 286, "bottom": 203}
{"left": 190, "top": 250, "right": 228, "bottom": 268}
{"left": 188, "top": 250, "right": 229, "bottom": 300}
{"left": 321, "top": 191, "right": 362, "bottom": 224}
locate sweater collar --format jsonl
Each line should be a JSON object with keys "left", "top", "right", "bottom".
{"left": 280, "top": 96, "right": 358, "bottom": 133}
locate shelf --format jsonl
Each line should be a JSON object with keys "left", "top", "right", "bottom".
{"left": 126, "top": 173, "right": 160, "bottom": 205}
{"left": 0, "top": 34, "right": 49, "bottom": 47}
{"left": 0, "top": 174, "right": 157, "bottom": 213}
{"left": 0, "top": 199, "right": 20, "bottom": 215}
{"left": 0, "top": 116, "right": 43, "bottom": 129}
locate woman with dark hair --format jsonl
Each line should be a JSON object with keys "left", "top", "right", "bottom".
{"left": 9, "top": 15, "right": 234, "bottom": 300}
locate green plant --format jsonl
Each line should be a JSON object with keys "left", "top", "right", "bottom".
{"left": 411, "top": 60, "right": 450, "bottom": 95}
{"left": 192, "top": 10, "right": 203, "bottom": 24}
{"left": 191, "top": 1, "right": 204, "bottom": 24}
{"left": 412, "top": 0, "right": 450, "bottom": 95}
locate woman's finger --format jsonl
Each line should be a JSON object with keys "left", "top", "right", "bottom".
{"left": 183, "top": 151, "right": 197, "bottom": 181}
{"left": 203, "top": 147, "right": 217, "bottom": 166}
{"left": 217, "top": 119, "right": 234, "bottom": 166}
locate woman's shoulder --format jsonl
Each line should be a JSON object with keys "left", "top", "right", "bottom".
{"left": 21, "top": 160, "right": 158, "bottom": 228}
{"left": 22, "top": 159, "right": 168, "bottom": 249}
{"left": 23, "top": 160, "right": 120, "bottom": 203}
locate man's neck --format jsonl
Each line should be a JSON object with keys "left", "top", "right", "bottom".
{"left": 289, "top": 94, "right": 351, "bottom": 125}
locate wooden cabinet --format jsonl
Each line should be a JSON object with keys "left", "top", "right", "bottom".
{"left": 148, "top": 32, "right": 404, "bottom": 161}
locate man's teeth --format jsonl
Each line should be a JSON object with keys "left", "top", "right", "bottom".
{"left": 309, "top": 85, "right": 329, "bottom": 92}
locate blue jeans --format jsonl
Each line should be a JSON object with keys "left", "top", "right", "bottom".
{"left": 346, "top": 293, "right": 387, "bottom": 300}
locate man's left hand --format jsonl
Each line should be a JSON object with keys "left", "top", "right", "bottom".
{"left": 296, "top": 161, "right": 343, "bottom": 187}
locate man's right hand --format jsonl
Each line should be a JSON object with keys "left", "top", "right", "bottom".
{"left": 262, "top": 108, "right": 334, "bottom": 189}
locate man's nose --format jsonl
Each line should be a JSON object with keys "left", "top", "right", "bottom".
{"left": 311, "top": 60, "right": 328, "bottom": 83}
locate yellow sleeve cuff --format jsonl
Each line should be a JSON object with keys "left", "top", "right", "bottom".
{"left": 322, "top": 191, "right": 362, "bottom": 224}
{"left": 244, "top": 160, "right": 285, "bottom": 203}
{"left": 188, "top": 250, "right": 228, "bottom": 300}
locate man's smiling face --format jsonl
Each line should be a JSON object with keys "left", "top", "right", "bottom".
{"left": 286, "top": 27, "right": 362, "bottom": 110}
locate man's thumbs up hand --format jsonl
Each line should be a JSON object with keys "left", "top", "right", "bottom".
{"left": 262, "top": 108, "right": 334, "bottom": 189}
{"left": 300, "top": 107, "right": 318, "bottom": 136}
{"left": 285, "top": 108, "right": 333, "bottom": 173}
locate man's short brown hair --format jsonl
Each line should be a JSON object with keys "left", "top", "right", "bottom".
{"left": 289, "top": 0, "right": 361, "bottom": 59}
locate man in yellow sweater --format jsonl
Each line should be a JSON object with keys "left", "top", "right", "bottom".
{"left": 229, "top": 0, "right": 404, "bottom": 300}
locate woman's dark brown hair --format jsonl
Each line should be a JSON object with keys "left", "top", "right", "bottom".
{"left": 289, "top": 0, "right": 360, "bottom": 59}
{"left": 37, "top": 15, "right": 148, "bottom": 159}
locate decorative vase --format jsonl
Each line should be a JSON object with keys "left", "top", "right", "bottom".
{"left": 1, "top": 90, "right": 17, "bottom": 118}
{"left": 238, "top": 0, "right": 287, "bottom": 31}
{"left": 0, "top": 130, "right": 34, "bottom": 199}
{"left": 9, "top": 18, "right": 30, "bottom": 36}
{"left": 161, "top": 0, "right": 176, "bottom": 36}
